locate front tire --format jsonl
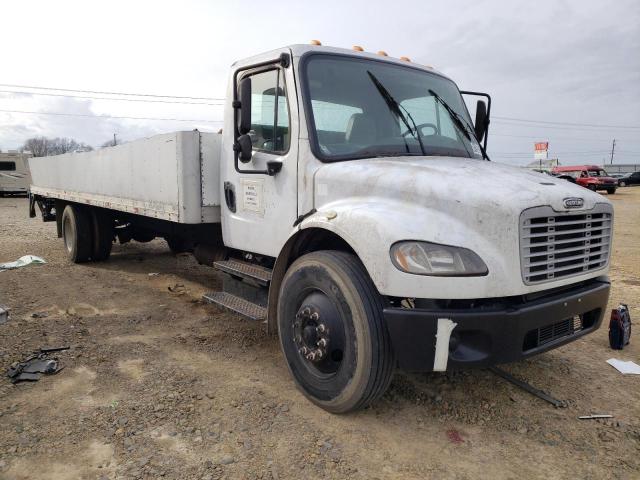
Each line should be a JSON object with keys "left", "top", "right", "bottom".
{"left": 61, "top": 205, "right": 93, "bottom": 263}
{"left": 277, "top": 251, "right": 394, "bottom": 413}
{"left": 607, "top": 187, "right": 617, "bottom": 195}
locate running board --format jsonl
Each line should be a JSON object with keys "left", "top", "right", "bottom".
{"left": 202, "top": 291, "right": 266, "bottom": 321}
{"left": 213, "top": 259, "right": 272, "bottom": 287}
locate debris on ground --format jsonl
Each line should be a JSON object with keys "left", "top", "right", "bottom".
{"left": 606, "top": 358, "right": 640, "bottom": 375}
{"left": 168, "top": 283, "right": 186, "bottom": 295}
{"left": 608, "top": 304, "right": 632, "bottom": 350}
{"left": 578, "top": 414, "right": 614, "bottom": 420}
{"left": 148, "top": 272, "right": 160, "bottom": 277}
{"left": 490, "top": 366, "right": 568, "bottom": 407}
{"left": 446, "top": 429, "right": 465, "bottom": 444}
{"left": 0, "top": 305, "right": 9, "bottom": 324}
{"left": 30, "top": 312, "right": 49, "bottom": 319}
{"left": 6, "top": 347, "right": 69, "bottom": 383}
{"left": 0, "top": 254, "right": 46, "bottom": 272}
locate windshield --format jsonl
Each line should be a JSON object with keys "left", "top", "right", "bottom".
{"left": 302, "top": 54, "right": 483, "bottom": 161}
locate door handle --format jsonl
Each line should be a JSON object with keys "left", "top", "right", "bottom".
{"left": 224, "top": 181, "right": 236, "bottom": 212}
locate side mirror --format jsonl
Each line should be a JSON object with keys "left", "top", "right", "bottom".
{"left": 237, "top": 134, "right": 253, "bottom": 163}
{"left": 238, "top": 77, "right": 252, "bottom": 135}
{"left": 474, "top": 100, "right": 488, "bottom": 142}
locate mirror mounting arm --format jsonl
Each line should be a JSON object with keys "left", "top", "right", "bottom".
{"left": 460, "top": 90, "right": 492, "bottom": 160}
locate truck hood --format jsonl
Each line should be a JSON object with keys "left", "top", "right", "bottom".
{"left": 313, "top": 156, "right": 607, "bottom": 216}
{"left": 308, "top": 156, "right": 612, "bottom": 299}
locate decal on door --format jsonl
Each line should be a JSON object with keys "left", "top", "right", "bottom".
{"left": 240, "top": 178, "right": 265, "bottom": 216}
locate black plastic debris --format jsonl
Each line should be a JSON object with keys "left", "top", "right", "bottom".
{"left": 6, "top": 347, "right": 69, "bottom": 383}
{"left": 609, "top": 304, "right": 632, "bottom": 350}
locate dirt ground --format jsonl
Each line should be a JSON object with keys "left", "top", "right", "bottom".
{"left": 0, "top": 188, "right": 638, "bottom": 480}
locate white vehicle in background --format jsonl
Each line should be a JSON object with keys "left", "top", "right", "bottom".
{"left": 0, "top": 151, "right": 32, "bottom": 197}
{"left": 28, "top": 43, "right": 613, "bottom": 413}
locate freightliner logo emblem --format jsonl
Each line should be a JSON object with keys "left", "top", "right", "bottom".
{"left": 563, "top": 197, "right": 584, "bottom": 209}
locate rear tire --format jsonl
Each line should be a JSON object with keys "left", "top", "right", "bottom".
{"left": 61, "top": 205, "right": 93, "bottom": 263}
{"left": 607, "top": 187, "right": 617, "bottom": 195}
{"left": 277, "top": 251, "right": 394, "bottom": 413}
{"left": 91, "top": 209, "right": 113, "bottom": 261}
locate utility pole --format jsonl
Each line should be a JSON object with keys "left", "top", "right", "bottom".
{"left": 610, "top": 139, "right": 616, "bottom": 165}
{"left": 113, "top": 133, "right": 117, "bottom": 146}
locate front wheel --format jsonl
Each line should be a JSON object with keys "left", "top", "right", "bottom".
{"left": 587, "top": 184, "right": 597, "bottom": 191}
{"left": 277, "top": 251, "right": 394, "bottom": 413}
{"left": 607, "top": 188, "right": 617, "bottom": 195}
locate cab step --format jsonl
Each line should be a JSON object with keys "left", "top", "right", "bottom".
{"left": 202, "top": 291, "right": 266, "bottom": 321}
{"left": 213, "top": 259, "right": 272, "bottom": 287}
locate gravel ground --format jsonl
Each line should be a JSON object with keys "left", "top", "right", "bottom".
{"left": 0, "top": 188, "right": 639, "bottom": 480}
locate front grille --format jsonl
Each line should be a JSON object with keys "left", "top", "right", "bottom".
{"left": 523, "top": 316, "right": 582, "bottom": 351}
{"left": 520, "top": 205, "right": 612, "bottom": 285}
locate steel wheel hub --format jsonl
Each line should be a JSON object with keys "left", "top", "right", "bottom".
{"left": 293, "top": 292, "right": 345, "bottom": 374}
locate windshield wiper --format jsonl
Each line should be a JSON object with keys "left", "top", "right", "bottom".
{"left": 428, "top": 89, "right": 490, "bottom": 160}
{"left": 367, "top": 71, "right": 426, "bottom": 155}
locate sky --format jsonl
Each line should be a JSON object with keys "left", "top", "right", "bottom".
{"left": 1, "top": 0, "right": 639, "bottom": 166}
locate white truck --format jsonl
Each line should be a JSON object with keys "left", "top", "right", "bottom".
{"left": 0, "top": 151, "right": 32, "bottom": 196}
{"left": 28, "top": 44, "right": 613, "bottom": 413}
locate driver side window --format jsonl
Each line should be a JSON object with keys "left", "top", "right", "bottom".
{"left": 247, "top": 69, "right": 290, "bottom": 153}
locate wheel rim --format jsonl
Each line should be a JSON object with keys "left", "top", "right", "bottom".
{"left": 620, "top": 182, "right": 626, "bottom": 187}
{"left": 63, "top": 215, "right": 74, "bottom": 253}
{"left": 292, "top": 291, "right": 346, "bottom": 376}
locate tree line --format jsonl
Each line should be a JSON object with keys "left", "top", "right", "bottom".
{"left": 19, "top": 136, "right": 119, "bottom": 157}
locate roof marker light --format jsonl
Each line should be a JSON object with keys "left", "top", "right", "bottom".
{"left": 352, "top": 45, "right": 364, "bottom": 51}
{"left": 310, "top": 40, "right": 322, "bottom": 45}
{"left": 400, "top": 56, "right": 411, "bottom": 62}
{"left": 377, "top": 51, "right": 388, "bottom": 56}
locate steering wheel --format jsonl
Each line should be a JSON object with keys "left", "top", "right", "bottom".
{"left": 401, "top": 122, "right": 438, "bottom": 137}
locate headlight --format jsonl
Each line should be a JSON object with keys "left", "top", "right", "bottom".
{"left": 390, "top": 241, "right": 488, "bottom": 276}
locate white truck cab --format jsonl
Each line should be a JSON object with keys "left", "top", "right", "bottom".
{"left": 0, "top": 151, "right": 32, "bottom": 196}
{"left": 29, "top": 44, "right": 612, "bottom": 413}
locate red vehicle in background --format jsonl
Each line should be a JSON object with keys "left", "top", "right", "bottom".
{"left": 552, "top": 165, "right": 617, "bottom": 194}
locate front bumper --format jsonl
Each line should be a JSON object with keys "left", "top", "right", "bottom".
{"left": 384, "top": 277, "right": 610, "bottom": 371}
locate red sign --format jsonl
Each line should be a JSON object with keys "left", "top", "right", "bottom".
{"left": 535, "top": 142, "right": 549, "bottom": 152}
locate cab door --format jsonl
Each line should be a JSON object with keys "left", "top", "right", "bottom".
{"left": 220, "top": 50, "right": 298, "bottom": 257}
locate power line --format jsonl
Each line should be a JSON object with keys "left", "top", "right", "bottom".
{"left": 492, "top": 120, "right": 640, "bottom": 132}
{"left": 491, "top": 132, "right": 640, "bottom": 142}
{"left": 492, "top": 116, "right": 640, "bottom": 129}
{"left": 0, "top": 108, "right": 222, "bottom": 123}
{"left": 0, "top": 83, "right": 224, "bottom": 101}
{"left": 0, "top": 89, "right": 223, "bottom": 106}
{"left": 492, "top": 150, "right": 609, "bottom": 155}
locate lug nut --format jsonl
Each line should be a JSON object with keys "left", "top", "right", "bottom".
{"left": 299, "top": 346, "right": 308, "bottom": 355}
{"left": 302, "top": 307, "right": 311, "bottom": 316}
{"left": 316, "top": 324, "right": 326, "bottom": 333}
{"left": 310, "top": 312, "right": 319, "bottom": 321}
{"left": 318, "top": 338, "right": 328, "bottom": 348}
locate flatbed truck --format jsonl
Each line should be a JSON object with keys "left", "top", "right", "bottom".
{"left": 28, "top": 43, "right": 612, "bottom": 413}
